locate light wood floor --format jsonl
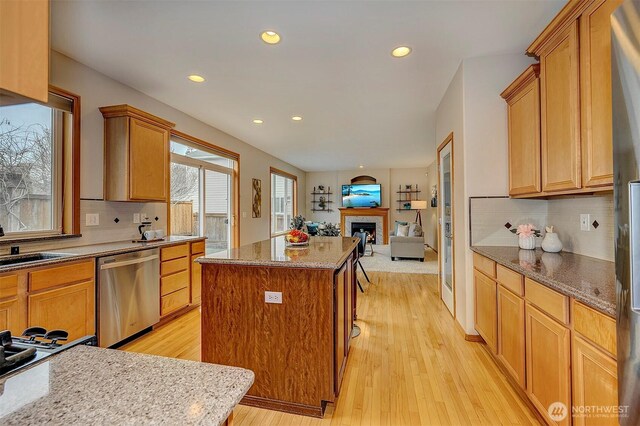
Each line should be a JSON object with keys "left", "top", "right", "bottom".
{"left": 122, "top": 272, "right": 541, "bottom": 425}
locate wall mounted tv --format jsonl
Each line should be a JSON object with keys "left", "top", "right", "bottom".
{"left": 342, "top": 184, "right": 381, "bottom": 208}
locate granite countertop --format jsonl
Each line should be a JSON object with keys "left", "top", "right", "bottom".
{"left": 198, "top": 236, "right": 359, "bottom": 269}
{"left": 0, "top": 346, "right": 254, "bottom": 425}
{"left": 0, "top": 236, "right": 206, "bottom": 273}
{"left": 472, "top": 246, "right": 615, "bottom": 317}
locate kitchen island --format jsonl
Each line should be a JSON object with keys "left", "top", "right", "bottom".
{"left": 197, "top": 236, "right": 360, "bottom": 417}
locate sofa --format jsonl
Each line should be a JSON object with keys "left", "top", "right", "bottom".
{"left": 390, "top": 221, "right": 425, "bottom": 262}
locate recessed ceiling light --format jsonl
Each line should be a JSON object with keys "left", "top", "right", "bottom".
{"left": 291, "top": 116, "right": 303, "bottom": 121}
{"left": 188, "top": 74, "right": 205, "bottom": 83}
{"left": 261, "top": 30, "right": 281, "bottom": 45}
{"left": 391, "top": 46, "right": 412, "bottom": 58}
{"left": 359, "top": 165, "right": 364, "bottom": 169}
{"left": 253, "top": 119, "right": 264, "bottom": 124}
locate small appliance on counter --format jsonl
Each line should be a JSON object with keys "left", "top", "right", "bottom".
{"left": 133, "top": 221, "right": 165, "bottom": 243}
{"left": 0, "top": 328, "right": 95, "bottom": 379}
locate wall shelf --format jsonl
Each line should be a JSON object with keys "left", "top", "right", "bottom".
{"left": 396, "top": 185, "right": 421, "bottom": 211}
{"left": 310, "top": 187, "right": 333, "bottom": 213}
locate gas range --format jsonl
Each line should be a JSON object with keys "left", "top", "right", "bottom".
{"left": 0, "top": 327, "right": 96, "bottom": 379}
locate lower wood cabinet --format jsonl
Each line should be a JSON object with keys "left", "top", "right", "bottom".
{"left": 28, "top": 281, "right": 95, "bottom": 341}
{"left": 160, "top": 243, "right": 190, "bottom": 317}
{"left": 0, "top": 298, "right": 21, "bottom": 335}
{"left": 474, "top": 269, "right": 497, "bottom": 353}
{"left": 526, "top": 303, "right": 571, "bottom": 426}
{"left": 572, "top": 336, "right": 618, "bottom": 426}
{"left": 497, "top": 284, "right": 526, "bottom": 388}
{"left": 191, "top": 254, "right": 202, "bottom": 304}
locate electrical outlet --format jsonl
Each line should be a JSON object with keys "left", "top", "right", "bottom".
{"left": 265, "top": 291, "right": 282, "bottom": 304}
{"left": 242, "top": 211, "right": 247, "bottom": 218}
{"left": 133, "top": 213, "right": 141, "bottom": 224}
{"left": 580, "top": 214, "right": 591, "bottom": 231}
{"left": 86, "top": 213, "right": 99, "bottom": 226}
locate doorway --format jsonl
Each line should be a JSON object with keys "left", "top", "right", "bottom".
{"left": 438, "top": 133, "right": 455, "bottom": 316}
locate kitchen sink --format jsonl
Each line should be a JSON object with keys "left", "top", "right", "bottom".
{"left": 0, "top": 252, "right": 73, "bottom": 267}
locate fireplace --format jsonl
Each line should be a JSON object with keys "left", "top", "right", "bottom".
{"left": 351, "top": 222, "right": 377, "bottom": 244}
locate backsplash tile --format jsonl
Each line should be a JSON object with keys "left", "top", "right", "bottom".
{"left": 470, "top": 194, "right": 614, "bottom": 262}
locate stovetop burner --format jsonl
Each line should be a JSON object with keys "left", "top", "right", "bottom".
{"left": 0, "top": 328, "right": 95, "bottom": 379}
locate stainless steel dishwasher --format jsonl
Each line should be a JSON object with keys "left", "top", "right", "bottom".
{"left": 98, "top": 248, "right": 160, "bottom": 348}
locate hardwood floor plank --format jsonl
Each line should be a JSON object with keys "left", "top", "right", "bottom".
{"left": 122, "top": 271, "right": 541, "bottom": 426}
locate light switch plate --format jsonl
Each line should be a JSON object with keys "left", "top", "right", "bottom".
{"left": 133, "top": 213, "right": 141, "bottom": 224}
{"left": 86, "top": 213, "right": 99, "bottom": 226}
{"left": 580, "top": 214, "right": 590, "bottom": 231}
{"left": 265, "top": 291, "right": 282, "bottom": 304}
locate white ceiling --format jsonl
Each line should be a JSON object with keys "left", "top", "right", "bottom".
{"left": 51, "top": 0, "right": 564, "bottom": 172}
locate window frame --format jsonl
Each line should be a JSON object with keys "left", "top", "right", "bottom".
{"left": 168, "top": 130, "right": 240, "bottom": 249}
{"left": 269, "top": 167, "right": 298, "bottom": 237}
{"left": 0, "top": 85, "right": 81, "bottom": 242}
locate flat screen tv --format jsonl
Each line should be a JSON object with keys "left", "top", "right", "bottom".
{"left": 342, "top": 184, "right": 381, "bottom": 208}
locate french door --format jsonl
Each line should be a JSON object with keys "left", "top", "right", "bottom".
{"left": 438, "top": 134, "right": 455, "bottom": 316}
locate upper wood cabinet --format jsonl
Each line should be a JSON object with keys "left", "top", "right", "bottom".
{"left": 501, "top": 65, "right": 541, "bottom": 196}
{"left": 505, "top": 0, "right": 620, "bottom": 198}
{"left": 0, "top": 0, "right": 49, "bottom": 103}
{"left": 100, "top": 105, "right": 175, "bottom": 202}
{"left": 539, "top": 20, "right": 582, "bottom": 193}
{"left": 580, "top": 0, "right": 622, "bottom": 188}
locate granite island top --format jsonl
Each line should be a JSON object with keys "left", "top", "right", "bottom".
{"left": 0, "top": 235, "right": 205, "bottom": 273}
{"left": 198, "top": 236, "right": 359, "bottom": 269}
{"left": 471, "top": 246, "right": 615, "bottom": 317}
{"left": 0, "top": 345, "right": 254, "bottom": 425}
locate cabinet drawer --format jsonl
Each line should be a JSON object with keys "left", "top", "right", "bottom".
{"left": 473, "top": 253, "right": 496, "bottom": 278}
{"left": 0, "top": 274, "right": 18, "bottom": 299}
{"left": 525, "top": 278, "right": 569, "bottom": 324}
{"left": 29, "top": 260, "right": 95, "bottom": 292}
{"left": 191, "top": 240, "right": 205, "bottom": 255}
{"left": 161, "top": 257, "right": 189, "bottom": 277}
{"left": 161, "top": 270, "right": 189, "bottom": 297}
{"left": 496, "top": 265, "right": 523, "bottom": 296}
{"left": 161, "top": 287, "right": 189, "bottom": 316}
{"left": 161, "top": 244, "right": 189, "bottom": 261}
{"left": 573, "top": 300, "right": 616, "bottom": 357}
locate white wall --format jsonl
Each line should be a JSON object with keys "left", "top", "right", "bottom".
{"left": 434, "top": 53, "right": 535, "bottom": 334}
{"left": 424, "top": 161, "right": 438, "bottom": 250}
{"left": 49, "top": 51, "right": 306, "bottom": 247}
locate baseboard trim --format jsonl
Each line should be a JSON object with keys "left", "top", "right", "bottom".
{"left": 455, "top": 320, "right": 485, "bottom": 342}
{"left": 240, "top": 394, "right": 324, "bottom": 418}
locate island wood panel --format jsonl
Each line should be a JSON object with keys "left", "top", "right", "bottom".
{"left": 201, "top": 264, "right": 338, "bottom": 417}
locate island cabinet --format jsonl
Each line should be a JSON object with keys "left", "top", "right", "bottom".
{"left": 99, "top": 105, "right": 175, "bottom": 202}
{"left": 505, "top": 0, "right": 621, "bottom": 198}
{"left": 0, "top": 0, "right": 49, "bottom": 103}
{"left": 473, "top": 253, "right": 618, "bottom": 426}
{"left": 199, "top": 237, "right": 359, "bottom": 418}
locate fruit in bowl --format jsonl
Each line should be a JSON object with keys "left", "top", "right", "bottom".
{"left": 285, "top": 229, "right": 309, "bottom": 244}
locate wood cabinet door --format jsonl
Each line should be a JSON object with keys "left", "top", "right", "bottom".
{"left": 28, "top": 281, "right": 95, "bottom": 341}
{"left": 540, "top": 20, "right": 581, "bottom": 192}
{"left": 497, "top": 285, "right": 526, "bottom": 388}
{"left": 334, "top": 263, "right": 347, "bottom": 395}
{"left": 0, "top": 298, "right": 22, "bottom": 336}
{"left": 191, "top": 254, "right": 202, "bottom": 305}
{"left": 507, "top": 71, "right": 542, "bottom": 196}
{"left": 474, "top": 269, "right": 497, "bottom": 353}
{"left": 0, "top": 0, "right": 49, "bottom": 102}
{"left": 572, "top": 336, "right": 618, "bottom": 426}
{"left": 526, "top": 304, "right": 571, "bottom": 426}
{"left": 129, "top": 118, "right": 169, "bottom": 201}
{"left": 580, "top": 0, "right": 621, "bottom": 188}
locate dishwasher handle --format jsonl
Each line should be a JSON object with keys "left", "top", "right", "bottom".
{"left": 99, "top": 254, "right": 159, "bottom": 270}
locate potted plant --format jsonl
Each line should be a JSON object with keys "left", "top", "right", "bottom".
{"left": 510, "top": 224, "right": 541, "bottom": 250}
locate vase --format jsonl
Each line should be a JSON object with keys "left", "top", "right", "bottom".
{"left": 518, "top": 235, "right": 536, "bottom": 250}
{"left": 541, "top": 232, "right": 563, "bottom": 253}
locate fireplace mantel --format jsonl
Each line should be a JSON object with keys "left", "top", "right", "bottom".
{"left": 339, "top": 207, "right": 389, "bottom": 244}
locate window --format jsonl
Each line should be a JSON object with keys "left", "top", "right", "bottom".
{"left": 0, "top": 88, "right": 79, "bottom": 239}
{"left": 270, "top": 168, "right": 297, "bottom": 236}
{"left": 169, "top": 133, "right": 238, "bottom": 253}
